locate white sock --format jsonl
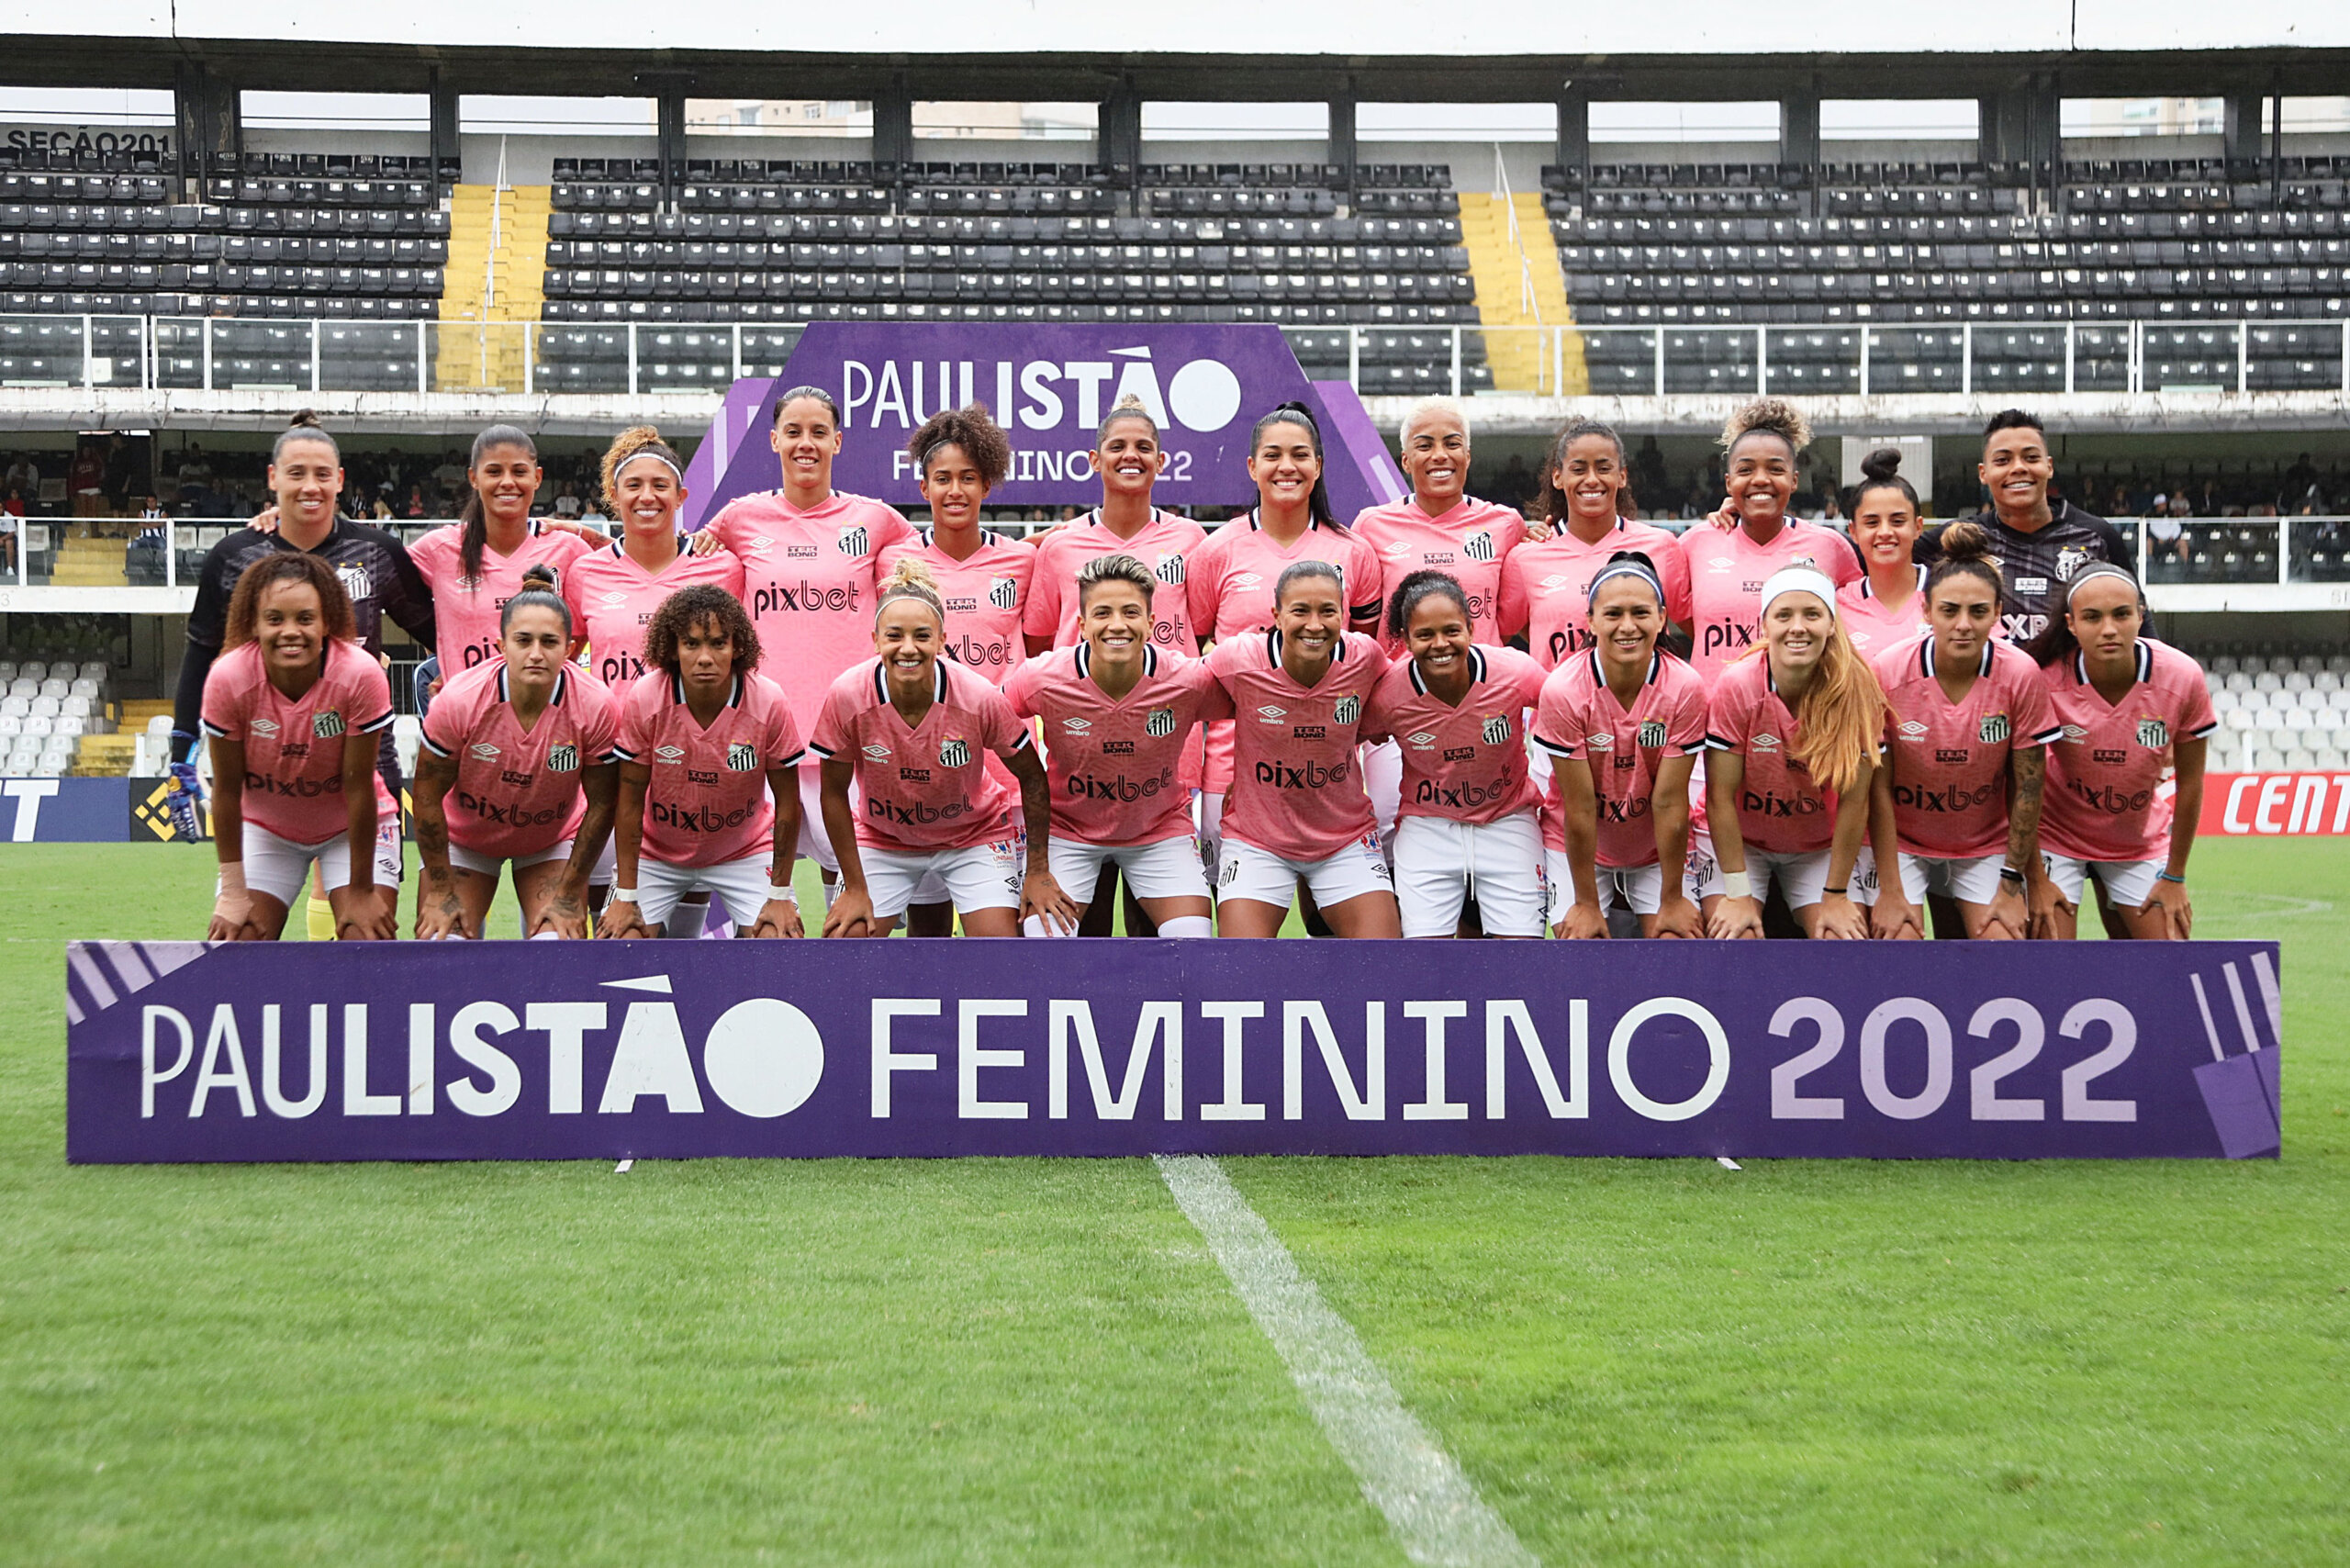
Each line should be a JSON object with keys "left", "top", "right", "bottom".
{"left": 1158, "top": 914, "right": 1214, "bottom": 938}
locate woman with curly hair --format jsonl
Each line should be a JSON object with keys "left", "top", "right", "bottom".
{"left": 599, "top": 584, "right": 808, "bottom": 940}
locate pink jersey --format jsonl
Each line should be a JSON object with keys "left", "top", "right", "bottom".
{"left": 1836, "top": 566, "right": 1931, "bottom": 662}
{"left": 1677, "top": 520, "right": 1863, "bottom": 682}
{"left": 1204, "top": 630, "right": 1390, "bottom": 862}
{"left": 1361, "top": 644, "right": 1547, "bottom": 824}
{"left": 1703, "top": 654, "right": 1840, "bottom": 855}
{"left": 1533, "top": 650, "right": 1708, "bottom": 864}
{"left": 420, "top": 660, "right": 619, "bottom": 859}
{"left": 1498, "top": 521, "right": 1693, "bottom": 670}
{"left": 809, "top": 658, "right": 1030, "bottom": 853}
{"left": 2038, "top": 640, "right": 2217, "bottom": 863}
{"left": 700, "top": 489, "right": 917, "bottom": 731}
{"left": 1003, "top": 644, "right": 1230, "bottom": 846}
{"left": 613, "top": 670, "right": 805, "bottom": 868}
{"left": 563, "top": 536, "right": 747, "bottom": 690}
{"left": 201, "top": 638, "right": 394, "bottom": 845}
{"left": 1874, "top": 635, "right": 2064, "bottom": 860}
{"left": 407, "top": 522, "right": 593, "bottom": 676}
{"left": 1024, "top": 509, "right": 1208, "bottom": 652}
{"left": 878, "top": 528, "right": 1037, "bottom": 685}
{"left": 1349, "top": 496, "right": 1527, "bottom": 652}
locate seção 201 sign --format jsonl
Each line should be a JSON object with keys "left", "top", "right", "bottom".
{"left": 66, "top": 939, "right": 2281, "bottom": 1163}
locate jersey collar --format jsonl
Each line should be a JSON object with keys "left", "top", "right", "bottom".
{"left": 1920, "top": 638, "right": 1996, "bottom": 679}
{"left": 1861, "top": 565, "right": 1928, "bottom": 600}
{"left": 672, "top": 671, "right": 745, "bottom": 708}
{"left": 496, "top": 664, "right": 571, "bottom": 707}
{"left": 1265, "top": 627, "right": 1348, "bottom": 667}
{"left": 1587, "top": 646, "right": 1663, "bottom": 686}
{"left": 1074, "top": 642, "right": 1158, "bottom": 681}
{"left": 1406, "top": 644, "right": 1487, "bottom": 695}
{"left": 872, "top": 659, "right": 950, "bottom": 705}
{"left": 2074, "top": 642, "right": 2154, "bottom": 686}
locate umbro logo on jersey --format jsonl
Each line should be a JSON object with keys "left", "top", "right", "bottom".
{"left": 599, "top": 591, "right": 629, "bottom": 607}
{"left": 1541, "top": 574, "right": 1571, "bottom": 589}
{"left": 2063, "top": 723, "right": 2090, "bottom": 740}
{"left": 547, "top": 744, "right": 579, "bottom": 772}
{"left": 1752, "top": 732, "right": 1781, "bottom": 752}
{"left": 655, "top": 745, "right": 687, "bottom": 761}
{"left": 1463, "top": 532, "right": 1495, "bottom": 564}
{"left": 453, "top": 573, "right": 487, "bottom": 591}
{"left": 1585, "top": 733, "right": 1615, "bottom": 751}
{"left": 1154, "top": 554, "right": 1186, "bottom": 586}
{"left": 1145, "top": 707, "right": 1176, "bottom": 738}
{"left": 838, "top": 525, "right": 870, "bottom": 556}
{"left": 251, "top": 718, "right": 280, "bottom": 736}
{"left": 1256, "top": 705, "right": 1286, "bottom": 722}
{"left": 1406, "top": 730, "right": 1438, "bottom": 748}
{"left": 1062, "top": 716, "right": 1093, "bottom": 734}
{"left": 726, "top": 743, "right": 759, "bottom": 771}
{"left": 1979, "top": 714, "right": 2012, "bottom": 744}
{"left": 1900, "top": 721, "right": 1930, "bottom": 737}
{"left": 1233, "top": 572, "right": 1263, "bottom": 589}
{"left": 1382, "top": 541, "right": 1410, "bottom": 556}
{"left": 1636, "top": 720, "right": 1668, "bottom": 748}
{"left": 469, "top": 742, "right": 500, "bottom": 760}
{"left": 861, "top": 744, "right": 891, "bottom": 760}
{"left": 1482, "top": 714, "right": 1512, "bottom": 745}
{"left": 987, "top": 577, "right": 1019, "bottom": 611}
{"left": 1333, "top": 695, "right": 1360, "bottom": 726}
{"left": 938, "top": 738, "right": 970, "bottom": 768}
{"left": 2137, "top": 717, "right": 2169, "bottom": 747}
{"left": 314, "top": 711, "right": 347, "bottom": 739}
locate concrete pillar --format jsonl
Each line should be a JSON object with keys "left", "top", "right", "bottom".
{"left": 655, "top": 89, "right": 688, "bottom": 204}
{"left": 2223, "top": 92, "right": 2263, "bottom": 171}
{"left": 1779, "top": 94, "right": 1820, "bottom": 174}
{"left": 429, "top": 67, "right": 460, "bottom": 187}
{"left": 1329, "top": 96, "right": 1358, "bottom": 198}
{"left": 173, "top": 63, "right": 239, "bottom": 187}
{"left": 1555, "top": 91, "right": 1590, "bottom": 185}
{"left": 1097, "top": 88, "right": 1141, "bottom": 177}
{"left": 873, "top": 92, "right": 913, "bottom": 170}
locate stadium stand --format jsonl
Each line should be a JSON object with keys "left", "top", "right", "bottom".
{"left": 2202, "top": 650, "right": 2350, "bottom": 773}
{"left": 0, "top": 655, "right": 124, "bottom": 777}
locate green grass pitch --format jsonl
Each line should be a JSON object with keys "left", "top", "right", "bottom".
{"left": 2, "top": 840, "right": 2344, "bottom": 1564}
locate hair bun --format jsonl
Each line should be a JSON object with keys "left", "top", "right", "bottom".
{"left": 1861, "top": 446, "right": 1903, "bottom": 483}
{"left": 1607, "top": 548, "right": 1657, "bottom": 574}
{"left": 1113, "top": 392, "right": 1147, "bottom": 411}
{"left": 882, "top": 556, "right": 939, "bottom": 593}
{"left": 519, "top": 563, "right": 560, "bottom": 589}
{"left": 288, "top": 409, "right": 324, "bottom": 430}
{"left": 1936, "top": 518, "right": 1992, "bottom": 563}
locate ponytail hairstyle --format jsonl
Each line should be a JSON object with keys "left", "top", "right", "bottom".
{"left": 1248, "top": 400, "right": 1337, "bottom": 527}
{"left": 907, "top": 402, "right": 1012, "bottom": 490}
{"left": 1096, "top": 391, "right": 1158, "bottom": 447}
{"left": 459, "top": 424, "right": 541, "bottom": 580}
{"left": 1926, "top": 518, "right": 2005, "bottom": 611}
{"left": 1387, "top": 568, "right": 1469, "bottom": 643}
{"left": 600, "top": 425, "right": 685, "bottom": 519}
{"left": 221, "top": 552, "right": 356, "bottom": 651}
{"left": 1076, "top": 551, "right": 1157, "bottom": 609}
{"left": 875, "top": 555, "right": 946, "bottom": 626}
{"left": 1536, "top": 417, "right": 1628, "bottom": 525}
{"left": 499, "top": 562, "right": 572, "bottom": 639}
{"left": 1784, "top": 619, "right": 1887, "bottom": 799}
{"left": 1720, "top": 397, "right": 1811, "bottom": 460}
{"left": 2022, "top": 564, "right": 2146, "bottom": 669}
{"left": 1852, "top": 446, "right": 1919, "bottom": 514}
{"left": 1586, "top": 548, "right": 1666, "bottom": 611}
{"left": 271, "top": 410, "right": 339, "bottom": 466}
{"left": 643, "top": 585, "right": 760, "bottom": 677}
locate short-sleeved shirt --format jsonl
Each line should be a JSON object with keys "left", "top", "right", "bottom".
{"left": 1703, "top": 654, "right": 1841, "bottom": 856}
{"left": 1677, "top": 520, "right": 1863, "bottom": 683}
{"left": 699, "top": 489, "right": 918, "bottom": 732}
{"left": 2038, "top": 640, "right": 2217, "bottom": 864}
{"left": 1873, "top": 634, "right": 2065, "bottom": 860}
{"left": 1024, "top": 509, "right": 1207, "bottom": 652}
{"left": 877, "top": 528, "right": 1037, "bottom": 686}
{"left": 420, "top": 660, "right": 619, "bottom": 859}
{"left": 1920, "top": 503, "right": 2136, "bottom": 644}
{"left": 808, "top": 658, "right": 1030, "bottom": 853}
{"left": 1835, "top": 566, "right": 1931, "bottom": 662}
{"left": 200, "top": 638, "right": 395, "bottom": 845}
{"left": 1348, "top": 496, "right": 1528, "bottom": 653}
{"left": 1361, "top": 644, "right": 1547, "bottom": 824}
{"left": 406, "top": 521, "right": 593, "bottom": 677}
{"left": 1003, "top": 644, "right": 1229, "bottom": 846}
{"left": 1533, "top": 649, "right": 1708, "bottom": 864}
{"left": 1499, "top": 520, "right": 1692, "bottom": 670}
{"left": 1204, "top": 629, "right": 1389, "bottom": 862}
{"left": 562, "top": 536, "right": 747, "bottom": 690}
{"left": 184, "top": 517, "right": 437, "bottom": 660}
{"left": 612, "top": 669, "right": 805, "bottom": 868}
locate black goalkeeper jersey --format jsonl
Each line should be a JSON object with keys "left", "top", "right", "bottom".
{"left": 1918, "top": 502, "right": 2137, "bottom": 644}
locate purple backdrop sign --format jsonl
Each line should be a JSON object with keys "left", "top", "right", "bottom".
{"left": 679, "top": 324, "right": 1405, "bottom": 528}
{"left": 66, "top": 941, "right": 2281, "bottom": 1163}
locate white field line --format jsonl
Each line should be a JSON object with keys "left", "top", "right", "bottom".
{"left": 1154, "top": 1154, "right": 1538, "bottom": 1568}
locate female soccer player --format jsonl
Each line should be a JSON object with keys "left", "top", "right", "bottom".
{"left": 564, "top": 427, "right": 746, "bottom": 690}
{"left": 1867, "top": 521, "right": 2063, "bottom": 940}
{"left": 1499, "top": 419, "right": 1689, "bottom": 671}
{"left": 1203, "top": 560, "right": 1399, "bottom": 937}
{"left": 1185, "top": 403, "right": 1383, "bottom": 870}
{"left": 1699, "top": 569, "right": 1883, "bottom": 940}
{"left": 410, "top": 567, "right": 620, "bottom": 940}
{"left": 599, "top": 586, "right": 806, "bottom": 940}
{"left": 1362, "top": 571, "right": 1548, "bottom": 937}
{"left": 696, "top": 386, "right": 917, "bottom": 895}
{"left": 199, "top": 554, "right": 397, "bottom": 941}
{"left": 1024, "top": 394, "right": 1208, "bottom": 654}
{"left": 1837, "top": 447, "right": 1931, "bottom": 660}
{"left": 1003, "top": 554, "right": 1227, "bottom": 937}
{"left": 1535, "top": 555, "right": 1708, "bottom": 939}
{"left": 2025, "top": 566, "right": 2214, "bottom": 939}
{"left": 405, "top": 425, "right": 590, "bottom": 689}
{"left": 813, "top": 560, "right": 1071, "bottom": 938}
{"left": 1928, "top": 409, "right": 2135, "bottom": 643}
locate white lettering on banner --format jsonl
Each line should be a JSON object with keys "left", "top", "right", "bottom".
{"left": 344, "top": 1004, "right": 400, "bottom": 1116}
{"left": 958, "top": 999, "right": 1030, "bottom": 1120}
{"left": 2292, "top": 774, "right": 2328, "bottom": 834}
{"left": 190, "top": 1005, "right": 256, "bottom": 1118}
{"left": 1766, "top": 995, "right": 2140, "bottom": 1123}
{"left": 1607, "top": 998, "right": 1729, "bottom": 1122}
{"left": 870, "top": 998, "right": 941, "bottom": 1117}
{"left": 1198, "top": 1002, "right": 1268, "bottom": 1121}
{"left": 1768, "top": 998, "right": 1845, "bottom": 1119}
{"left": 142, "top": 1005, "right": 195, "bottom": 1118}
{"left": 870, "top": 361, "right": 909, "bottom": 430}
{"left": 699, "top": 999, "right": 824, "bottom": 1119}
{"left": 598, "top": 1002, "right": 704, "bottom": 1114}
{"left": 1063, "top": 361, "right": 1113, "bottom": 428}
{"left": 1403, "top": 1001, "right": 1471, "bottom": 1122}
{"left": 1967, "top": 999, "right": 2046, "bottom": 1122}
{"left": 1047, "top": 1001, "right": 1182, "bottom": 1121}
{"left": 839, "top": 353, "right": 1243, "bottom": 437}
{"left": 408, "top": 1002, "right": 435, "bottom": 1114}
{"left": 1859, "top": 999, "right": 1953, "bottom": 1121}
{"left": 2059, "top": 1000, "right": 2138, "bottom": 1122}
{"left": 529, "top": 1002, "right": 606, "bottom": 1114}
{"left": 1282, "top": 1002, "right": 1385, "bottom": 1121}
{"left": 448, "top": 1002, "right": 523, "bottom": 1118}
{"left": 1483, "top": 999, "right": 1588, "bottom": 1119}
{"left": 6, "top": 778, "right": 60, "bottom": 841}
{"left": 841, "top": 362, "right": 874, "bottom": 426}
{"left": 260, "top": 1005, "right": 328, "bottom": 1119}
{"left": 1018, "top": 363, "right": 1062, "bottom": 431}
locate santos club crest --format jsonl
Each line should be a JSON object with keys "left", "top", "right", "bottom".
{"left": 987, "top": 577, "right": 1019, "bottom": 611}
{"left": 726, "top": 743, "right": 760, "bottom": 771}
{"left": 547, "top": 744, "right": 580, "bottom": 772}
{"left": 938, "top": 737, "right": 971, "bottom": 768}
{"left": 1463, "top": 532, "right": 1495, "bottom": 564}
{"left": 1636, "top": 720, "right": 1668, "bottom": 748}
{"left": 1482, "top": 714, "right": 1512, "bottom": 745}
{"left": 312, "top": 711, "right": 345, "bottom": 739}
{"left": 1979, "top": 714, "right": 2011, "bottom": 744}
{"left": 1333, "top": 695, "right": 1360, "bottom": 726}
{"left": 1145, "top": 707, "right": 1176, "bottom": 738}
{"left": 2137, "top": 717, "right": 2168, "bottom": 747}
{"left": 836, "top": 524, "right": 870, "bottom": 557}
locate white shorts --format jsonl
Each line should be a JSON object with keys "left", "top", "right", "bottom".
{"left": 447, "top": 838, "right": 573, "bottom": 878}
{"left": 1892, "top": 851, "right": 2006, "bottom": 905}
{"left": 1688, "top": 843, "right": 1835, "bottom": 910}
{"left": 863, "top": 837, "right": 1024, "bottom": 921}
{"left": 1850, "top": 846, "right": 1886, "bottom": 906}
{"left": 238, "top": 820, "right": 405, "bottom": 907}
{"left": 634, "top": 852, "right": 782, "bottom": 931}
{"left": 2041, "top": 852, "right": 2164, "bottom": 909}
{"left": 1393, "top": 812, "right": 1547, "bottom": 937}
{"left": 1217, "top": 833, "right": 1393, "bottom": 910}
{"left": 1047, "top": 833, "right": 1212, "bottom": 903}
{"left": 1198, "top": 790, "right": 1226, "bottom": 875}
{"left": 1363, "top": 738, "right": 1404, "bottom": 845}
{"left": 796, "top": 767, "right": 839, "bottom": 874}
{"left": 1545, "top": 850, "right": 1663, "bottom": 922}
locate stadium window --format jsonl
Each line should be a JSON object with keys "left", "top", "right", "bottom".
{"left": 458, "top": 96, "right": 656, "bottom": 138}
{"left": 1357, "top": 105, "right": 1553, "bottom": 142}
{"left": 1820, "top": 101, "right": 1979, "bottom": 141}
{"left": 1141, "top": 103, "right": 1328, "bottom": 142}
{"left": 1591, "top": 103, "right": 1779, "bottom": 143}
{"left": 240, "top": 92, "right": 431, "bottom": 133}
{"left": 912, "top": 103, "right": 1096, "bottom": 141}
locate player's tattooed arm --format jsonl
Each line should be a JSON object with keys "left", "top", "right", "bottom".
{"left": 2005, "top": 745, "right": 2046, "bottom": 871}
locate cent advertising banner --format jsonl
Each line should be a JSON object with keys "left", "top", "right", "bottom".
{"left": 2199, "top": 772, "right": 2350, "bottom": 835}
{"left": 68, "top": 939, "right": 2282, "bottom": 1164}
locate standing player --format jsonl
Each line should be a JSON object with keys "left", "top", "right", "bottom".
{"left": 1499, "top": 419, "right": 1690, "bottom": 672}
{"left": 199, "top": 554, "right": 397, "bottom": 941}
{"left": 404, "top": 425, "right": 590, "bottom": 696}
{"left": 1534, "top": 555, "right": 1708, "bottom": 939}
{"left": 1362, "top": 572, "right": 1549, "bottom": 938}
{"left": 1003, "top": 554, "right": 1228, "bottom": 937}
{"left": 1867, "top": 521, "right": 2063, "bottom": 940}
{"left": 1203, "top": 561, "right": 1399, "bottom": 938}
{"left": 565, "top": 427, "right": 746, "bottom": 690}
{"left": 410, "top": 568, "right": 619, "bottom": 940}
{"left": 812, "top": 561, "right": 1072, "bottom": 938}
{"left": 1923, "top": 409, "right": 2136, "bottom": 643}
{"left": 2025, "top": 566, "right": 2214, "bottom": 940}
{"left": 1023, "top": 393, "right": 1206, "bottom": 654}
{"left": 1837, "top": 448, "right": 1932, "bottom": 660}
{"left": 599, "top": 586, "right": 806, "bottom": 940}
{"left": 1699, "top": 569, "right": 1883, "bottom": 940}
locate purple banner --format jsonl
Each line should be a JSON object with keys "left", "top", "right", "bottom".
{"left": 680, "top": 324, "right": 1404, "bottom": 526}
{"left": 66, "top": 940, "right": 2281, "bottom": 1163}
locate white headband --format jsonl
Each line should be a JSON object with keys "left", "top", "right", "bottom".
{"left": 616, "top": 450, "right": 683, "bottom": 482}
{"left": 1760, "top": 566, "right": 1839, "bottom": 621}
{"left": 2065, "top": 564, "right": 2138, "bottom": 603}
